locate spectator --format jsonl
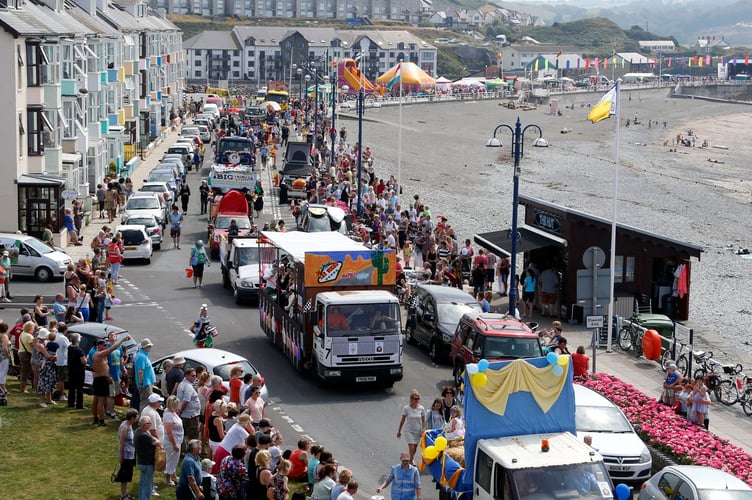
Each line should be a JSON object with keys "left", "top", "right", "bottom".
{"left": 338, "top": 480, "right": 359, "bottom": 500}
{"left": 288, "top": 438, "right": 310, "bottom": 481}
{"left": 311, "top": 463, "right": 337, "bottom": 500}
{"left": 0, "top": 321, "right": 9, "bottom": 396}
{"left": 64, "top": 207, "right": 82, "bottom": 245}
{"left": 165, "top": 355, "right": 186, "bottom": 396}
{"left": 134, "top": 415, "right": 161, "bottom": 500}
{"left": 572, "top": 346, "right": 590, "bottom": 377}
{"left": 176, "top": 439, "right": 205, "bottom": 500}
{"left": 134, "top": 338, "right": 156, "bottom": 411}
{"left": 163, "top": 395, "right": 184, "bottom": 486}
{"left": 66, "top": 332, "right": 87, "bottom": 409}
{"left": 115, "top": 409, "right": 140, "bottom": 500}
{"left": 217, "top": 445, "right": 246, "bottom": 499}
{"left": 330, "top": 468, "right": 352, "bottom": 500}
{"left": 177, "top": 368, "right": 202, "bottom": 444}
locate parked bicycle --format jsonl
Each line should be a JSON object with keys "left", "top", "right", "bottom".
{"left": 618, "top": 318, "right": 644, "bottom": 357}
{"left": 692, "top": 351, "right": 725, "bottom": 400}
{"left": 660, "top": 339, "right": 690, "bottom": 377}
{"left": 715, "top": 364, "right": 752, "bottom": 407}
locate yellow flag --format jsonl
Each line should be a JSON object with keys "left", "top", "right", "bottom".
{"left": 588, "top": 86, "right": 617, "bottom": 123}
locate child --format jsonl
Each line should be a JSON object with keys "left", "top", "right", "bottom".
{"left": 445, "top": 405, "right": 465, "bottom": 439}
{"left": 427, "top": 398, "right": 445, "bottom": 430}
{"left": 402, "top": 241, "right": 412, "bottom": 269}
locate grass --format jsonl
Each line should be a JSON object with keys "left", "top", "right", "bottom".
{"left": 1, "top": 378, "right": 308, "bottom": 499}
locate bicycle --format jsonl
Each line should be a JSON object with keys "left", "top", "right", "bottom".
{"left": 617, "top": 318, "right": 644, "bottom": 357}
{"left": 715, "top": 364, "right": 752, "bottom": 407}
{"left": 660, "top": 339, "right": 690, "bottom": 377}
{"left": 692, "top": 352, "right": 725, "bottom": 401}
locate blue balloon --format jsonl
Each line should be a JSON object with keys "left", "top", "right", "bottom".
{"left": 615, "top": 483, "right": 631, "bottom": 500}
{"left": 478, "top": 359, "right": 489, "bottom": 372}
{"left": 546, "top": 352, "right": 558, "bottom": 365}
{"left": 552, "top": 364, "right": 564, "bottom": 377}
{"left": 466, "top": 363, "right": 479, "bottom": 375}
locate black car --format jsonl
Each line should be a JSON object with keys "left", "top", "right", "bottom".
{"left": 404, "top": 284, "right": 481, "bottom": 362}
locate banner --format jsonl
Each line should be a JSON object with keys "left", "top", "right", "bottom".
{"left": 304, "top": 250, "right": 396, "bottom": 287}
{"left": 208, "top": 170, "right": 259, "bottom": 191}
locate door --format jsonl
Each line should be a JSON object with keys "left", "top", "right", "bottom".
{"left": 15, "top": 242, "right": 38, "bottom": 276}
{"left": 415, "top": 295, "right": 437, "bottom": 347}
{"left": 25, "top": 199, "right": 50, "bottom": 238}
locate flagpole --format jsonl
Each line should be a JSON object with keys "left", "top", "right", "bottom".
{"left": 606, "top": 80, "right": 621, "bottom": 352}
{"left": 398, "top": 60, "right": 403, "bottom": 192}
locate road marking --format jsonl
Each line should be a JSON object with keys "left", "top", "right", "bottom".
{"left": 115, "top": 301, "right": 160, "bottom": 308}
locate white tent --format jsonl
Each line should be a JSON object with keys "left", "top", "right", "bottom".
{"left": 436, "top": 76, "right": 453, "bottom": 92}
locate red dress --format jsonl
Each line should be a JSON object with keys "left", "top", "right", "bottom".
{"left": 572, "top": 353, "right": 590, "bottom": 377}
{"left": 229, "top": 377, "right": 242, "bottom": 404}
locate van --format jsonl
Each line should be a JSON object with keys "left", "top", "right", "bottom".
{"left": 574, "top": 384, "right": 652, "bottom": 484}
{"left": 0, "top": 233, "right": 72, "bottom": 282}
{"left": 202, "top": 103, "right": 220, "bottom": 119}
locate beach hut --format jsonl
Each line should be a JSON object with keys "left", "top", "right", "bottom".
{"left": 376, "top": 62, "right": 436, "bottom": 93}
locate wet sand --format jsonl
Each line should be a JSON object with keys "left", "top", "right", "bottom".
{"left": 341, "top": 88, "right": 752, "bottom": 364}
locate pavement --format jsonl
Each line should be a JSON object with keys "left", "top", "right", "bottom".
{"left": 62, "top": 123, "right": 752, "bottom": 462}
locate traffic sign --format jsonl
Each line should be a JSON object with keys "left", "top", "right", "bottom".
{"left": 586, "top": 315, "right": 604, "bottom": 329}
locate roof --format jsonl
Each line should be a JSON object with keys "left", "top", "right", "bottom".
{"left": 17, "top": 174, "right": 66, "bottom": 186}
{"left": 519, "top": 195, "right": 703, "bottom": 260}
{"left": 479, "top": 432, "right": 602, "bottom": 469}
{"left": 259, "top": 231, "right": 366, "bottom": 263}
{"left": 317, "top": 290, "right": 400, "bottom": 305}
{"left": 666, "top": 465, "right": 752, "bottom": 491}
{"left": 183, "top": 30, "right": 239, "bottom": 51}
{"left": 0, "top": 0, "right": 89, "bottom": 37}
{"left": 465, "top": 313, "right": 536, "bottom": 337}
{"left": 618, "top": 52, "right": 650, "bottom": 64}
{"left": 474, "top": 225, "right": 567, "bottom": 258}
{"left": 417, "top": 284, "right": 475, "bottom": 303}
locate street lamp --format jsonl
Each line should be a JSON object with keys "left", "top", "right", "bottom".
{"left": 486, "top": 117, "right": 543, "bottom": 316}
{"left": 291, "top": 63, "right": 297, "bottom": 96}
{"left": 297, "top": 67, "right": 303, "bottom": 101}
{"left": 313, "top": 68, "right": 319, "bottom": 156}
{"left": 330, "top": 64, "right": 337, "bottom": 167}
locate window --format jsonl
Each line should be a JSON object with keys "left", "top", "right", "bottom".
{"left": 26, "top": 44, "right": 45, "bottom": 87}
{"left": 43, "top": 110, "right": 60, "bottom": 149}
{"left": 27, "top": 106, "right": 52, "bottom": 156}
{"left": 42, "top": 45, "right": 60, "bottom": 84}
{"left": 475, "top": 449, "right": 492, "bottom": 494}
{"left": 613, "top": 255, "right": 636, "bottom": 284}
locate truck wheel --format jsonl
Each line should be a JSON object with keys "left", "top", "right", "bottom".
{"left": 453, "top": 362, "right": 465, "bottom": 387}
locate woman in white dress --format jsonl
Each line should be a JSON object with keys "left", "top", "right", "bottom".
{"left": 396, "top": 389, "right": 426, "bottom": 465}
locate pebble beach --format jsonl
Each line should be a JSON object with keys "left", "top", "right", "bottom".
{"left": 343, "top": 88, "right": 752, "bottom": 365}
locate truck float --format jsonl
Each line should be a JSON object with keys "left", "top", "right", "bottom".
{"left": 258, "top": 231, "right": 403, "bottom": 386}
{"left": 420, "top": 355, "right": 630, "bottom": 499}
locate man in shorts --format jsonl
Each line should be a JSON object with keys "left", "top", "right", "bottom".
{"left": 91, "top": 334, "right": 129, "bottom": 426}
{"left": 539, "top": 266, "right": 561, "bottom": 318}
{"left": 169, "top": 206, "right": 183, "bottom": 250}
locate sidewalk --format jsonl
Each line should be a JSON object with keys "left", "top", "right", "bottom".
{"left": 487, "top": 295, "right": 752, "bottom": 456}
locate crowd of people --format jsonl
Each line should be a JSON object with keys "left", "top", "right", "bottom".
{"left": 661, "top": 364, "right": 711, "bottom": 429}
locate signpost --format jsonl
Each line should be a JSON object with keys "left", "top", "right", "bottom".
{"left": 586, "top": 315, "right": 604, "bottom": 372}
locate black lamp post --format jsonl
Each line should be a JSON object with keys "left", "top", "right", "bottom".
{"left": 486, "top": 117, "right": 543, "bottom": 316}
{"left": 330, "top": 68, "right": 337, "bottom": 167}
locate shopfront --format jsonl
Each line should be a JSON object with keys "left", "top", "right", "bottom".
{"left": 474, "top": 195, "right": 703, "bottom": 321}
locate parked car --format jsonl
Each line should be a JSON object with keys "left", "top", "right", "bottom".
{"left": 115, "top": 224, "right": 153, "bottom": 263}
{"left": 638, "top": 465, "right": 752, "bottom": 499}
{"left": 0, "top": 233, "right": 71, "bottom": 282}
{"left": 166, "top": 144, "right": 192, "bottom": 165}
{"left": 122, "top": 214, "right": 163, "bottom": 249}
{"left": 175, "top": 138, "right": 196, "bottom": 154}
{"left": 147, "top": 168, "right": 178, "bottom": 193}
{"left": 574, "top": 384, "right": 652, "bottom": 484}
{"left": 151, "top": 348, "right": 268, "bottom": 400}
{"left": 405, "top": 284, "right": 481, "bottom": 362}
{"left": 120, "top": 192, "right": 166, "bottom": 227}
{"left": 196, "top": 125, "right": 211, "bottom": 143}
{"left": 180, "top": 126, "right": 200, "bottom": 137}
{"left": 450, "top": 312, "right": 542, "bottom": 386}
{"left": 140, "top": 181, "right": 173, "bottom": 205}
{"left": 160, "top": 155, "right": 187, "bottom": 175}
{"left": 66, "top": 323, "right": 138, "bottom": 391}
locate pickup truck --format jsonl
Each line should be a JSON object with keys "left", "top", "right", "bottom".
{"left": 207, "top": 190, "right": 252, "bottom": 260}
{"left": 220, "top": 236, "right": 261, "bottom": 304}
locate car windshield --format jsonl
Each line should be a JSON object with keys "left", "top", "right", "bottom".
{"left": 235, "top": 247, "right": 259, "bottom": 266}
{"left": 217, "top": 217, "right": 250, "bottom": 229}
{"left": 141, "top": 186, "right": 165, "bottom": 194}
{"left": 149, "top": 173, "right": 174, "bottom": 183}
{"left": 325, "top": 303, "right": 401, "bottom": 337}
{"left": 509, "top": 463, "right": 611, "bottom": 498}
{"left": 25, "top": 237, "right": 55, "bottom": 255}
{"left": 121, "top": 230, "right": 146, "bottom": 245}
{"left": 437, "top": 303, "right": 481, "bottom": 326}
{"left": 575, "top": 405, "right": 633, "bottom": 433}
{"left": 214, "top": 360, "right": 257, "bottom": 380}
{"left": 125, "top": 218, "right": 156, "bottom": 228}
{"left": 127, "top": 198, "right": 160, "bottom": 210}
{"left": 182, "top": 128, "right": 199, "bottom": 135}
{"left": 481, "top": 336, "right": 542, "bottom": 359}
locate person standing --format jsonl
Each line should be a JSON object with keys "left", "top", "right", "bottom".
{"left": 199, "top": 181, "right": 210, "bottom": 215}
{"left": 134, "top": 338, "right": 156, "bottom": 411}
{"left": 141, "top": 393, "right": 165, "bottom": 445}
{"left": 179, "top": 182, "right": 191, "bottom": 213}
{"left": 539, "top": 266, "right": 560, "bottom": 318}
{"left": 176, "top": 439, "right": 205, "bottom": 500}
{"left": 497, "top": 256, "right": 510, "bottom": 297}
{"left": 522, "top": 269, "right": 536, "bottom": 318}
{"left": 108, "top": 237, "right": 123, "bottom": 284}
{"left": 54, "top": 323, "right": 70, "bottom": 402}
{"left": 165, "top": 355, "right": 186, "bottom": 396}
{"left": 115, "top": 408, "right": 139, "bottom": 500}
{"left": 189, "top": 240, "right": 209, "bottom": 289}
{"left": 91, "top": 334, "right": 129, "bottom": 426}
{"left": 572, "top": 346, "right": 590, "bottom": 377}
{"left": 134, "top": 415, "right": 161, "bottom": 500}
{"left": 0, "top": 321, "right": 10, "bottom": 397}
{"left": 396, "top": 389, "right": 425, "bottom": 466}
{"left": 163, "top": 395, "right": 184, "bottom": 486}
{"left": 18, "top": 320, "right": 35, "bottom": 393}
{"left": 177, "top": 368, "right": 202, "bottom": 444}
{"left": 67, "top": 332, "right": 87, "bottom": 409}
{"left": 169, "top": 206, "right": 184, "bottom": 250}
{"left": 1, "top": 250, "right": 12, "bottom": 300}
{"left": 376, "top": 452, "right": 421, "bottom": 500}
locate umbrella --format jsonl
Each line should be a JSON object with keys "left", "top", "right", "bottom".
{"left": 261, "top": 101, "right": 281, "bottom": 112}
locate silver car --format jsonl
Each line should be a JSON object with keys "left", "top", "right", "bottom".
{"left": 121, "top": 192, "right": 166, "bottom": 227}
{"left": 122, "top": 214, "right": 163, "bottom": 249}
{"left": 639, "top": 465, "right": 752, "bottom": 499}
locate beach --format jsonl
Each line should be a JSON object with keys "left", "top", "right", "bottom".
{"left": 342, "top": 88, "right": 752, "bottom": 365}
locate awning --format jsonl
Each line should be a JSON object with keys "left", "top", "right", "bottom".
{"left": 474, "top": 225, "right": 567, "bottom": 257}
{"left": 17, "top": 173, "right": 66, "bottom": 186}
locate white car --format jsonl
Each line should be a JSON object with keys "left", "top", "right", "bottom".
{"left": 122, "top": 214, "right": 163, "bottom": 249}
{"left": 115, "top": 224, "right": 153, "bottom": 263}
{"left": 151, "top": 348, "right": 269, "bottom": 401}
{"left": 574, "top": 384, "right": 652, "bottom": 484}
{"left": 121, "top": 192, "right": 166, "bottom": 227}
{"left": 196, "top": 124, "right": 211, "bottom": 143}
{"left": 639, "top": 465, "right": 752, "bottom": 499}
{"left": 140, "top": 181, "right": 173, "bottom": 206}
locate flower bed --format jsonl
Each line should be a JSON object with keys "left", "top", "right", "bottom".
{"left": 576, "top": 372, "right": 752, "bottom": 486}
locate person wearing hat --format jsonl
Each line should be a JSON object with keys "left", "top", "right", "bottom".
{"left": 189, "top": 240, "right": 209, "bottom": 289}
{"left": 543, "top": 321, "right": 564, "bottom": 346}
{"left": 166, "top": 355, "right": 186, "bottom": 396}
{"left": 134, "top": 338, "right": 156, "bottom": 411}
{"left": 662, "top": 363, "right": 682, "bottom": 406}
{"left": 376, "top": 452, "right": 421, "bottom": 499}
{"left": 91, "top": 333, "right": 129, "bottom": 425}
{"left": 34, "top": 328, "right": 58, "bottom": 408}
{"left": 141, "top": 393, "right": 165, "bottom": 442}
{"left": 199, "top": 457, "right": 218, "bottom": 499}
{"left": 0, "top": 249, "right": 12, "bottom": 300}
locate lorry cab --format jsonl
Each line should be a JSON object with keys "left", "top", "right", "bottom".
{"left": 473, "top": 432, "right": 615, "bottom": 499}
{"left": 311, "top": 291, "right": 403, "bottom": 385}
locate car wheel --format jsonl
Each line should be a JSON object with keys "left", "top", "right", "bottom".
{"left": 34, "top": 266, "right": 53, "bottom": 282}
{"left": 222, "top": 270, "right": 230, "bottom": 289}
{"left": 453, "top": 361, "right": 465, "bottom": 387}
{"left": 144, "top": 256, "right": 151, "bottom": 265}
{"left": 234, "top": 287, "right": 242, "bottom": 305}
{"left": 404, "top": 324, "right": 415, "bottom": 345}
{"left": 429, "top": 339, "right": 441, "bottom": 363}
{"left": 154, "top": 243, "right": 161, "bottom": 251}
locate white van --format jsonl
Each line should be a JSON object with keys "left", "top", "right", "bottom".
{"left": 0, "top": 233, "right": 71, "bottom": 281}
{"left": 202, "top": 103, "right": 220, "bottom": 119}
{"left": 574, "top": 384, "right": 653, "bottom": 484}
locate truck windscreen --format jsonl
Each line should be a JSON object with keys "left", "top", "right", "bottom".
{"left": 509, "top": 463, "right": 612, "bottom": 498}
{"left": 327, "top": 303, "right": 401, "bottom": 337}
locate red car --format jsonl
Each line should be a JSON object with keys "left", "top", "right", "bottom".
{"left": 450, "top": 312, "right": 542, "bottom": 386}
{"left": 207, "top": 190, "right": 252, "bottom": 259}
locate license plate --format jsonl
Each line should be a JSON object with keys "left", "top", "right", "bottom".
{"left": 125, "top": 246, "right": 137, "bottom": 251}
{"left": 608, "top": 465, "right": 632, "bottom": 472}
{"left": 356, "top": 376, "right": 377, "bottom": 382}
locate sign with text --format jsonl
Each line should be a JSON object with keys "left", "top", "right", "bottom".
{"left": 586, "top": 315, "right": 604, "bottom": 329}
{"left": 532, "top": 208, "right": 562, "bottom": 234}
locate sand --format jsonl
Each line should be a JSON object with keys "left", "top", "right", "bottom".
{"left": 339, "top": 88, "right": 752, "bottom": 365}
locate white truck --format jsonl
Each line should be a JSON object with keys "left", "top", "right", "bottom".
{"left": 220, "top": 237, "right": 262, "bottom": 304}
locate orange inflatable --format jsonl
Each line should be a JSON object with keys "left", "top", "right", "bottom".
{"left": 642, "top": 329, "right": 662, "bottom": 360}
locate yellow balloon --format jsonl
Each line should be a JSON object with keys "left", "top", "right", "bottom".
{"left": 424, "top": 445, "right": 439, "bottom": 460}
{"left": 557, "top": 355, "right": 570, "bottom": 366}
{"left": 472, "top": 372, "right": 488, "bottom": 387}
{"left": 435, "top": 436, "right": 448, "bottom": 451}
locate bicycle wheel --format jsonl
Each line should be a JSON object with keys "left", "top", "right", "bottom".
{"left": 693, "top": 368, "right": 707, "bottom": 380}
{"left": 717, "top": 380, "right": 738, "bottom": 406}
{"left": 618, "top": 327, "right": 633, "bottom": 351}
{"left": 742, "top": 390, "right": 752, "bottom": 416}
{"left": 676, "top": 355, "right": 689, "bottom": 377}
{"left": 660, "top": 349, "right": 672, "bottom": 372}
